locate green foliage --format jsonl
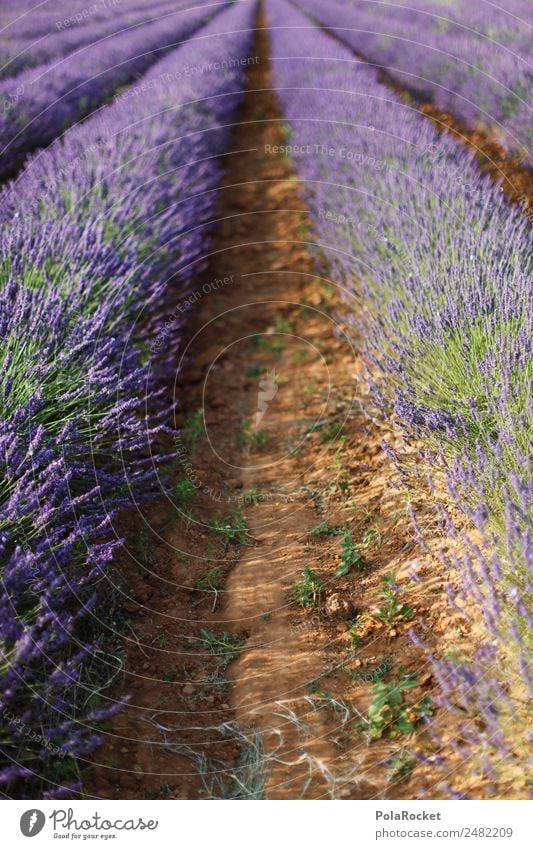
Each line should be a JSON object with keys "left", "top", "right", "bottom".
{"left": 319, "top": 420, "right": 345, "bottom": 444}
{"left": 390, "top": 749, "right": 417, "bottom": 780}
{"left": 375, "top": 573, "right": 413, "bottom": 626}
{"left": 274, "top": 317, "right": 294, "bottom": 333}
{"left": 198, "top": 630, "right": 245, "bottom": 667}
{"left": 173, "top": 475, "right": 196, "bottom": 508}
{"left": 245, "top": 362, "right": 265, "bottom": 377}
{"left": 237, "top": 422, "right": 270, "bottom": 450}
{"left": 336, "top": 530, "right": 367, "bottom": 577}
{"left": 310, "top": 521, "right": 344, "bottom": 538}
{"left": 362, "top": 526, "right": 383, "bottom": 550}
{"left": 291, "top": 567, "right": 323, "bottom": 607}
{"left": 347, "top": 619, "right": 362, "bottom": 648}
{"left": 240, "top": 488, "right": 267, "bottom": 505}
{"left": 183, "top": 407, "right": 204, "bottom": 451}
{"left": 208, "top": 505, "right": 250, "bottom": 546}
{"left": 196, "top": 567, "right": 225, "bottom": 593}
{"left": 249, "top": 333, "right": 284, "bottom": 353}
{"left": 363, "top": 671, "right": 433, "bottom": 740}
{"left": 135, "top": 524, "right": 155, "bottom": 567}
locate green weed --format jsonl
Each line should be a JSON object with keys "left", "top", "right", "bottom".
{"left": 198, "top": 630, "right": 245, "bottom": 667}
{"left": 291, "top": 567, "right": 323, "bottom": 607}
{"left": 336, "top": 530, "right": 367, "bottom": 577}
{"left": 362, "top": 671, "right": 433, "bottom": 740}
{"left": 310, "top": 521, "right": 344, "bottom": 538}
{"left": 375, "top": 573, "right": 413, "bottom": 626}
{"left": 208, "top": 505, "right": 251, "bottom": 547}
{"left": 183, "top": 408, "right": 204, "bottom": 451}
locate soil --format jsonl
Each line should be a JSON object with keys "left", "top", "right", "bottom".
{"left": 82, "top": 8, "right": 524, "bottom": 802}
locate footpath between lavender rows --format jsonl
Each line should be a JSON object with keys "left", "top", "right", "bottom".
{"left": 81, "top": 11, "right": 524, "bottom": 801}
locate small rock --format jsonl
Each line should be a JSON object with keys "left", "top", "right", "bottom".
{"left": 324, "top": 593, "right": 356, "bottom": 621}
{"left": 221, "top": 703, "right": 230, "bottom": 710}
{"left": 120, "top": 747, "right": 129, "bottom": 754}
{"left": 182, "top": 684, "right": 195, "bottom": 696}
{"left": 142, "top": 662, "right": 150, "bottom": 671}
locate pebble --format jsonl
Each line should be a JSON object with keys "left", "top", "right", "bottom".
{"left": 182, "top": 684, "right": 195, "bottom": 696}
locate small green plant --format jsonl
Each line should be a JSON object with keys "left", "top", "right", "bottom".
{"left": 183, "top": 407, "right": 204, "bottom": 451}
{"left": 245, "top": 362, "right": 265, "bottom": 378}
{"left": 196, "top": 567, "right": 225, "bottom": 593}
{"left": 336, "top": 530, "right": 367, "bottom": 577}
{"left": 274, "top": 317, "right": 294, "bottom": 333}
{"left": 237, "top": 422, "right": 270, "bottom": 451}
{"left": 362, "top": 671, "right": 433, "bottom": 740}
{"left": 319, "top": 420, "right": 345, "bottom": 444}
{"left": 240, "top": 487, "right": 267, "bottom": 505}
{"left": 173, "top": 475, "right": 196, "bottom": 508}
{"left": 291, "top": 567, "right": 323, "bottom": 607}
{"left": 249, "top": 333, "right": 284, "bottom": 354}
{"left": 198, "top": 630, "right": 245, "bottom": 667}
{"left": 208, "top": 505, "right": 251, "bottom": 547}
{"left": 375, "top": 573, "right": 413, "bottom": 626}
{"left": 347, "top": 618, "right": 362, "bottom": 648}
{"left": 310, "top": 521, "right": 344, "bottom": 538}
{"left": 362, "top": 526, "right": 383, "bottom": 550}
{"left": 389, "top": 749, "right": 417, "bottom": 781}
{"left": 291, "top": 348, "right": 308, "bottom": 363}
{"left": 135, "top": 524, "right": 155, "bottom": 566}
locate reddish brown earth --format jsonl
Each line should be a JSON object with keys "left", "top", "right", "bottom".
{"left": 83, "top": 12, "right": 524, "bottom": 802}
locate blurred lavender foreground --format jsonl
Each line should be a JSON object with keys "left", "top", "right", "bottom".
{"left": 0, "top": 1, "right": 226, "bottom": 179}
{"left": 0, "top": 0, "right": 194, "bottom": 80}
{"left": 267, "top": 0, "right": 532, "bottom": 796}
{"left": 295, "top": 0, "right": 532, "bottom": 160}
{"left": 0, "top": 0, "right": 257, "bottom": 797}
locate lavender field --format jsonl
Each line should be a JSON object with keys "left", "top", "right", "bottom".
{"left": 0, "top": 0, "right": 531, "bottom": 817}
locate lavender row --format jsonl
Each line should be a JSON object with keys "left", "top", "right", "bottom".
{"left": 266, "top": 0, "right": 531, "bottom": 796}
{"left": 295, "top": 0, "right": 532, "bottom": 159}
{"left": 0, "top": 1, "right": 226, "bottom": 180}
{"left": 0, "top": 0, "right": 153, "bottom": 39}
{"left": 0, "top": 0, "right": 192, "bottom": 80}
{"left": 0, "top": 0, "right": 257, "bottom": 797}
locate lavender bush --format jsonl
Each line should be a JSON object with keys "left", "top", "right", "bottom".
{"left": 0, "top": 0, "right": 257, "bottom": 796}
{"left": 267, "top": 0, "right": 531, "bottom": 796}
{"left": 0, "top": 1, "right": 227, "bottom": 179}
{"left": 0, "top": 0, "right": 155, "bottom": 39}
{"left": 295, "top": 0, "right": 532, "bottom": 159}
{"left": 0, "top": 0, "right": 193, "bottom": 80}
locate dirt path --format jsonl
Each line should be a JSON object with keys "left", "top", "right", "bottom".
{"left": 85, "top": 10, "right": 477, "bottom": 802}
